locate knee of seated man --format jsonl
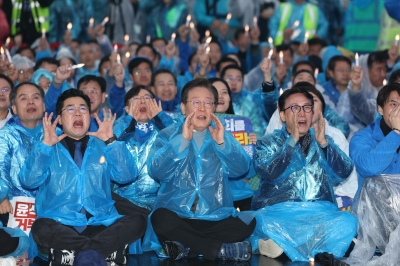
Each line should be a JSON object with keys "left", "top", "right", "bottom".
{"left": 151, "top": 208, "right": 177, "bottom": 230}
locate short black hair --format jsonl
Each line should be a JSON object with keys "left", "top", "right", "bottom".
{"left": 98, "top": 54, "right": 110, "bottom": 74}
{"left": 128, "top": 57, "right": 153, "bottom": 76}
{"left": 152, "top": 69, "right": 177, "bottom": 86}
{"left": 292, "top": 81, "right": 325, "bottom": 113}
{"left": 389, "top": 69, "right": 400, "bottom": 83}
{"left": 377, "top": 83, "right": 400, "bottom": 108}
{"left": 124, "top": 86, "right": 155, "bottom": 107}
{"left": 10, "top": 82, "right": 44, "bottom": 106}
{"left": 292, "top": 60, "right": 316, "bottom": 75}
{"left": 56, "top": 89, "right": 91, "bottom": 115}
{"left": 278, "top": 86, "right": 314, "bottom": 112}
{"left": 0, "top": 74, "right": 14, "bottom": 90}
{"left": 292, "top": 69, "right": 316, "bottom": 84}
{"left": 15, "top": 47, "right": 36, "bottom": 58}
{"left": 216, "top": 56, "right": 239, "bottom": 73}
{"left": 208, "top": 77, "right": 235, "bottom": 115}
{"left": 34, "top": 57, "right": 59, "bottom": 71}
{"left": 136, "top": 44, "right": 158, "bottom": 58}
{"left": 220, "top": 64, "right": 244, "bottom": 79}
{"left": 77, "top": 75, "right": 106, "bottom": 93}
{"left": 71, "top": 39, "right": 81, "bottom": 45}
{"left": 151, "top": 38, "right": 167, "bottom": 46}
{"left": 234, "top": 27, "right": 246, "bottom": 40}
{"left": 367, "top": 51, "right": 388, "bottom": 69}
{"left": 307, "top": 38, "right": 327, "bottom": 48}
{"left": 181, "top": 78, "right": 218, "bottom": 107}
{"left": 276, "top": 44, "right": 294, "bottom": 57}
{"left": 327, "top": 55, "right": 352, "bottom": 72}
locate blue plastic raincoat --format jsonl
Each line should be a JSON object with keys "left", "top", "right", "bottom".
{"left": 142, "top": 116, "right": 252, "bottom": 253}
{"left": 113, "top": 113, "right": 174, "bottom": 210}
{"left": 0, "top": 118, "right": 42, "bottom": 199}
{"left": 249, "top": 126, "right": 357, "bottom": 261}
{"left": 19, "top": 137, "right": 139, "bottom": 227}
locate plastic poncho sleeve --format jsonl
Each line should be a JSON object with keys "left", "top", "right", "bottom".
{"left": 158, "top": 56, "right": 176, "bottom": 73}
{"left": 211, "top": 132, "right": 252, "bottom": 179}
{"left": 108, "top": 82, "right": 126, "bottom": 118}
{"left": 103, "top": 141, "right": 139, "bottom": 184}
{"left": 324, "top": 105, "right": 350, "bottom": 138}
{"left": 0, "top": 137, "right": 11, "bottom": 200}
{"left": 244, "top": 64, "right": 265, "bottom": 92}
{"left": 154, "top": 112, "right": 175, "bottom": 130}
{"left": 255, "top": 134, "right": 301, "bottom": 185}
{"left": 147, "top": 132, "right": 190, "bottom": 183}
{"left": 19, "top": 142, "right": 53, "bottom": 189}
{"left": 347, "top": 81, "right": 377, "bottom": 125}
{"left": 350, "top": 130, "right": 400, "bottom": 177}
{"left": 45, "top": 82, "right": 64, "bottom": 116}
{"left": 324, "top": 136, "right": 355, "bottom": 184}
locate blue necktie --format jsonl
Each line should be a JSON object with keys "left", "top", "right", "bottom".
{"left": 73, "top": 142, "right": 86, "bottom": 233}
{"left": 74, "top": 142, "right": 83, "bottom": 168}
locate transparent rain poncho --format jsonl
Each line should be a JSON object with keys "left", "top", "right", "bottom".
{"left": 19, "top": 137, "right": 139, "bottom": 227}
{"left": 112, "top": 113, "right": 174, "bottom": 211}
{"left": 345, "top": 175, "right": 400, "bottom": 266}
{"left": 142, "top": 117, "right": 253, "bottom": 253}
{"left": 250, "top": 126, "right": 357, "bottom": 261}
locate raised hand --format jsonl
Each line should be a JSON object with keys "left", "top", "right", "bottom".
{"left": 249, "top": 132, "right": 257, "bottom": 144}
{"left": 182, "top": 112, "right": 195, "bottom": 141}
{"left": 350, "top": 66, "right": 363, "bottom": 91}
{"left": 388, "top": 103, "right": 400, "bottom": 130}
{"left": 146, "top": 98, "right": 162, "bottom": 120}
{"left": 260, "top": 57, "right": 272, "bottom": 81}
{"left": 0, "top": 198, "right": 13, "bottom": 214}
{"left": 126, "top": 100, "right": 141, "bottom": 121}
{"left": 312, "top": 111, "right": 327, "bottom": 145}
{"left": 189, "top": 27, "right": 200, "bottom": 46}
{"left": 219, "top": 22, "right": 229, "bottom": 40}
{"left": 209, "top": 113, "right": 225, "bottom": 144}
{"left": 42, "top": 112, "right": 67, "bottom": 146}
{"left": 54, "top": 65, "right": 72, "bottom": 84}
{"left": 250, "top": 26, "right": 260, "bottom": 44}
{"left": 113, "top": 63, "right": 125, "bottom": 87}
{"left": 87, "top": 108, "right": 116, "bottom": 141}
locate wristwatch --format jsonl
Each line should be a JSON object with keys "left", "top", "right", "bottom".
{"left": 104, "top": 134, "right": 117, "bottom": 145}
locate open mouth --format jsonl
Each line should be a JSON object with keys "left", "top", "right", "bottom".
{"left": 197, "top": 115, "right": 206, "bottom": 120}
{"left": 298, "top": 120, "right": 307, "bottom": 125}
{"left": 73, "top": 120, "right": 83, "bottom": 127}
{"left": 217, "top": 101, "right": 225, "bottom": 105}
{"left": 27, "top": 107, "right": 36, "bottom": 113}
{"left": 139, "top": 107, "right": 147, "bottom": 113}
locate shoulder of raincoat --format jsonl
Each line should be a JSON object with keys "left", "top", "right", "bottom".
{"left": 19, "top": 136, "right": 138, "bottom": 227}
{"left": 112, "top": 113, "right": 174, "bottom": 210}
{"left": 252, "top": 125, "right": 354, "bottom": 210}
{"left": 0, "top": 118, "right": 42, "bottom": 199}
{"left": 147, "top": 115, "right": 252, "bottom": 219}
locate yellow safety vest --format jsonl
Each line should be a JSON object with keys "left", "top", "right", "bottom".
{"left": 11, "top": 0, "right": 50, "bottom": 35}
{"left": 275, "top": 3, "right": 318, "bottom": 46}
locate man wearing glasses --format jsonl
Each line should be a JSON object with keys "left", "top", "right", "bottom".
{"left": 19, "top": 89, "right": 146, "bottom": 265}
{"left": 250, "top": 86, "right": 357, "bottom": 262}
{"left": 147, "top": 79, "right": 256, "bottom": 262}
